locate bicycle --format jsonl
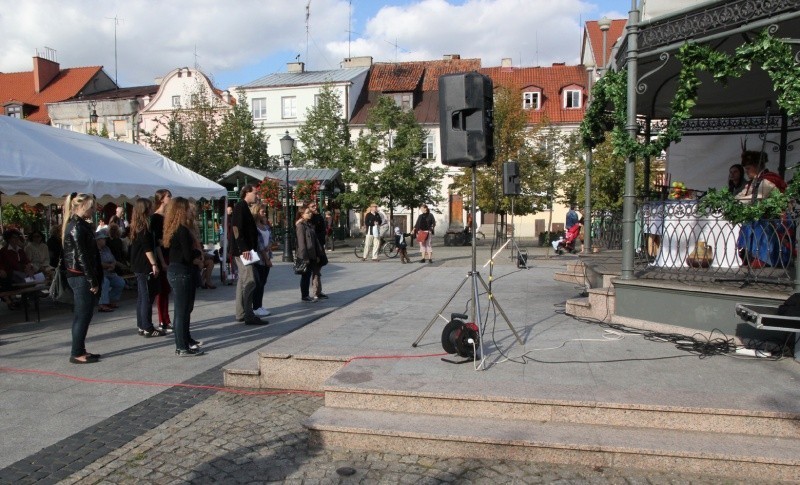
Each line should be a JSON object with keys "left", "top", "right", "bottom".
{"left": 353, "top": 238, "right": 398, "bottom": 259}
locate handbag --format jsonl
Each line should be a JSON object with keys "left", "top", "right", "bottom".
{"left": 293, "top": 259, "right": 308, "bottom": 275}
{"left": 416, "top": 230, "right": 429, "bottom": 243}
{"left": 49, "top": 260, "right": 74, "bottom": 304}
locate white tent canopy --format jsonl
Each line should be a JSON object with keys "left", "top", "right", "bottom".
{"left": 0, "top": 116, "right": 226, "bottom": 205}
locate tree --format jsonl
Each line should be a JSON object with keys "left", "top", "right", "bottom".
{"left": 142, "top": 84, "right": 272, "bottom": 181}
{"left": 294, "top": 83, "right": 353, "bottom": 170}
{"left": 350, "top": 96, "right": 446, "bottom": 218}
{"left": 451, "top": 85, "right": 528, "bottom": 216}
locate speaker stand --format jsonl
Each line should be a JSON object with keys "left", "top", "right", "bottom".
{"left": 411, "top": 166, "right": 524, "bottom": 368}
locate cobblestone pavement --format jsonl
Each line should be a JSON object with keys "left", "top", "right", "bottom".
{"left": 50, "top": 390, "right": 737, "bottom": 485}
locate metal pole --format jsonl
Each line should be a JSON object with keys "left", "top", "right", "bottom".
{"left": 470, "top": 166, "right": 478, "bottom": 321}
{"left": 282, "top": 162, "right": 294, "bottom": 262}
{"left": 621, "top": 0, "right": 640, "bottom": 280}
{"left": 584, "top": 65, "right": 595, "bottom": 254}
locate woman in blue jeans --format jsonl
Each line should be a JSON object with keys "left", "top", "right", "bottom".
{"left": 129, "top": 197, "right": 166, "bottom": 337}
{"left": 62, "top": 192, "right": 103, "bottom": 364}
{"left": 163, "top": 197, "right": 204, "bottom": 356}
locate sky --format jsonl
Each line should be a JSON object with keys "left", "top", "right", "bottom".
{"left": 0, "top": 0, "right": 628, "bottom": 91}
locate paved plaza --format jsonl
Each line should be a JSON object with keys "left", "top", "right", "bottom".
{"left": 0, "top": 240, "right": 784, "bottom": 484}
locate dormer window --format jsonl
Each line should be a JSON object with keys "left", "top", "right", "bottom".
{"left": 523, "top": 92, "right": 540, "bottom": 110}
{"left": 391, "top": 92, "right": 413, "bottom": 111}
{"left": 5, "top": 104, "right": 22, "bottom": 118}
{"left": 564, "top": 89, "right": 582, "bottom": 109}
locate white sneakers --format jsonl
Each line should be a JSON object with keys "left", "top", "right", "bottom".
{"left": 254, "top": 307, "right": 271, "bottom": 317}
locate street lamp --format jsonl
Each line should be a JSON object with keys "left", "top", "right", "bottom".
{"left": 88, "top": 100, "right": 99, "bottom": 124}
{"left": 280, "top": 131, "right": 295, "bottom": 262}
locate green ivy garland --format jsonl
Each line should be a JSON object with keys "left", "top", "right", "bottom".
{"left": 580, "top": 29, "right": 800, "bottom": 155}
{"left": 580, "top": 28, "right": 800, "bottom": 222}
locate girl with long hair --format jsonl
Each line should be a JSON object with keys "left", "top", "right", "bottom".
{"left": 163, "top": 197, "right": 204, "bottom": 356}
{"left": 62, "top": 192, "right": 103, "bottom": 364}
{"left": 151, "top": 189, "right": 173, "bottom": 333}
{"left": 130, "top": 197, "right": 166, "bottom": 337}
{"left": 295, "top": 207, "right": 323, "bottom": 302}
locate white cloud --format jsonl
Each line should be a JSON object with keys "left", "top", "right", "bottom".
{"left": 0, "top": 0, "right": 616, "bottom": 89}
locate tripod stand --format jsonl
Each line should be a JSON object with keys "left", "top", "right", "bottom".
{"left": 411, "top": 166, "right": 524, "bottom": 367}
{"left": 507, "top": 197, "right": 528, "bottom": 268}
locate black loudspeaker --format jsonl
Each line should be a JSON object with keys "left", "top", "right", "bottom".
{"left": 503, "top": 161, "right": 520, "bottom": 195}
{"left": 439, "top": 72, "right": 494, "bottom": 166}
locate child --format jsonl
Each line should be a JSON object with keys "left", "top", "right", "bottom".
{"left": 394, "top": 227, "right": 411, "bottom": 263}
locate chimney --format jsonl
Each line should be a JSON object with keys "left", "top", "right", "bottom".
{"left": 552, "top": 62, "right": 566, "bottom": 67}
{"left": 443, "top": 54, "right": 461, "bottom": 60}
{"left": 287, "top": 62, "right": 305, "bottom": 73}
{"left": 33, "top": 56, "right": 60, "bottom": 93}
{"left": 341, "top": 56, "right": 373, "bottom": 68}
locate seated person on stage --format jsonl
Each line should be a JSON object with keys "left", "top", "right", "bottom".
{"left": 735, "top": 150, "right": 790, "bottom": 269}
{"left": 95, "top": 228, "right": 125, "bottom": 312}
{"left": 0, "top": 229, "right": 36, "bottom": 283}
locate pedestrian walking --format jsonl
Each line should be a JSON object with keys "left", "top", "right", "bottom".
{"left": 250, "top": 202, "right": 272, "bottom": 317}
{"left": 362, "top": 203, "right": 383, "bottom": 261}
{"left": 413, "top": 204, "right": 436, "bottom": 263}
{"left": 62, "top": 192, "right": 103, "bottom": 364}
{"left": 308, "top": 201, "right": 329, "bottom": 299}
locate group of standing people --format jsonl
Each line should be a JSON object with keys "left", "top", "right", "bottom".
{"left": 64, "top": 189, "right": 208, "bottom": 363}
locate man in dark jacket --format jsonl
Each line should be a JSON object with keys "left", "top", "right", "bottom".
{"left": 231, "top": 185, "right": 267, "bottom": 325}
{"left": 362, "top": 204, "right": 383, "bottom": 261}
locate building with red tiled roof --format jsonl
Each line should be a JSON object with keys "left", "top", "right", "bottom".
{"left": 481, "top": 62, "right": 589, "bottom": 127}
{"left": 581, "top": 18, "right": 627, "bottom": 76}
{"left": 0, "top": 55, "right": 116, "bottom": 124}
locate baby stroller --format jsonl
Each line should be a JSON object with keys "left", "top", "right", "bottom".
{"left": 553, "top": 220, "right": 583, "bottom": 255}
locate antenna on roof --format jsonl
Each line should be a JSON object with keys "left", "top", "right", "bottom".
{"left": 348, "top": 0, "right": 352, "bottom": 59}
{"left": 38, "top": 46, "right": 58, "bottom": 62}
{"left": 105, "top": 15, "right": 123, "bottom": 86}
{"left": 305, "top": 0, "right": 311, "bottom": 65}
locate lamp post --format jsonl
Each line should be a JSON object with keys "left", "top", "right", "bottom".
{"left": 280, "top": 131, "right": 295, "bottom": 262}
{"left": 88, "top": 100, "right": 99, "bottom": 125}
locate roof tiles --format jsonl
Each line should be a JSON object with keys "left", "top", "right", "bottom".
{"left": 0, "top": 66, "right": 103, "bottom": 123}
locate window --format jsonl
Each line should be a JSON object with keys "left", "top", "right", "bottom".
{"left": 171, "top": 95, "right": 181, "bottom": 108}
{"left": 391, "top": 92, "right": 413, "bottom": 111}
{"left": 252, "top": 98, "right": 267, "bottom": 119}
{"left": 281, "top": 96, "right": 297, "bottom": 119}
{"left": 314, "top": 94, "right": 321, "bottom": 107}
{"left": 55, "top": 123, "right": 72, "bottom": 131}
{"left": 523, "top": 92, "right": 540, "bottom": 110}
{"left": 112, "top": 120, "right": 128, "bottom": 138}
{"left": 420, "top": 134, "right": 435, "bottom": 159}
{"left": 564, "top": 90, "right": 581, "bottom": 109}
{"left": 190, "top": 94, "right": 199, "bottom": 106}
{"left": 6, "top": 105, "right": 22, "bottom": 118}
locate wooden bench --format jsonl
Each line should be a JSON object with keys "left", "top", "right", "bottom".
{"left": 0, "top": 283, "right": 50, "bottom": 323}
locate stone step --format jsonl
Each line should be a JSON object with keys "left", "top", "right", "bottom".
{"left": 306, "top": 407, "right": 800, "bottom": 482}
{"left": 553, "top": 271, "right": 588, "bottom": 286}
{"left": 322, "top": 383, "right": 800, "bottom": 439}
{"left": 564, "top": 287, "right": 615, "bottom": 322}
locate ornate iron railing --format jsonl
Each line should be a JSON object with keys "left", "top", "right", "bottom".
{"left": 635, "top": 200, "right": 795, "bottom": 285}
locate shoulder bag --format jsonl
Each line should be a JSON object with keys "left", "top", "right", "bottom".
{"left": 293, "top": 259, "right": 308, "bottom": 275}
{"left": 49, "top": 259, "right": 74, "bottom": 305}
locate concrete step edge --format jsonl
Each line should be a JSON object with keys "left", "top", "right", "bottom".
{"left": 322, "top": 381, "right": 800, "bottom": 438}
{"left": 306, "top": 407, "right": 800, "bottom": 468}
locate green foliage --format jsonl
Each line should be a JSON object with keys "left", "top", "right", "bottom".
{"left": 1, "top": 203, "right": 44, "bottom": 232}
{"left": 142, "top": 84, "right": 272, "bottom": 181}
{"left": 580, "top": 29, "right": 800, "bottom": 158}
{"left": 349, "top": 96, "right": 446, "bottom": 213}
{"left": 294, "top": 83, "right": 353, "bottom": 170}
{"left": 698, "top": 176, "right": 800, "bottom": 223}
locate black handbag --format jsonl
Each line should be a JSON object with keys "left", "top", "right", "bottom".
{"left": 49, "top": 260, "right": 74, "bottom": 304}
{"left": 293, "top": 259, "right": 308, "bottom": 275}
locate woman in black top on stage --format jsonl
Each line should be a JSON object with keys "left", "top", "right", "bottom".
{"left": 163, "top": 197, "right": 204, "bottom": 356}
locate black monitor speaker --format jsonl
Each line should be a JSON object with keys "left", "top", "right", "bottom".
{"left": 439, "top": 72, "right": 494, "bottom": 167}
{"left": 503, "top": 161, "right": 520, "bottom": 195}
